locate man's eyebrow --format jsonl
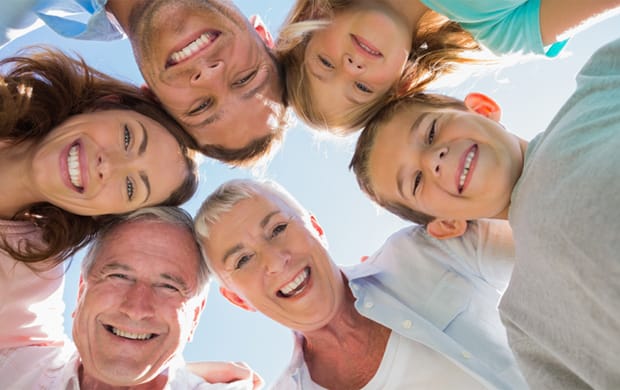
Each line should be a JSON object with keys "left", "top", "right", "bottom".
{"left": 242, "top": 69, "right": 270, "bottom": 100}
{"left": 100, "top": 262, "right": 132, "bottom": 274}
{"left": 189, "top": 111, "right": 222, "bottom": 130}
{"left": 160, "top": 272, "right": 190, "bottom": 293}
{"left": 396, "top": 112, "right": 429, "bottom": 199}
{"left": 139, "top": 171, "right": 151, "bottom": 204}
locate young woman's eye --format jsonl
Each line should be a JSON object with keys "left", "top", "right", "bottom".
{"left": 126, "top": 177, "right": 135, "bottom": 200}
{"left": 355, "top": 82, "right": 372, "bottom": 93}
{"left": 427, "top": 119, "right": 437, "bottom": 144}
{"left": 233, "top": 70, "right": 257, "bottom": 87}
{"left": 318, "top": 55, "right": 334, "bottom": 69}
{"left": 189, "top": 98, "right": 213, "bottom": 115}
{"left": 271, "top": 223, "right": 288, "bottom": 239}
{"left": 235, "top": 254, "right": 253, "bottom": 270}
{"left": 413, "top": 171, "right": 422, "bottom": 195}
{"left": 124, "top": 125, "right": 132, "bottom": 150}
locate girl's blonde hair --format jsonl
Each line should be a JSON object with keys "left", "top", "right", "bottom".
{"left": 276, "top": 0, "right": 482, "bottom": 134}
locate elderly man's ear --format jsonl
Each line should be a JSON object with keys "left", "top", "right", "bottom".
{"left": 426, "top": 219, "right": 468, "bottom": 239}
{"left": 249, "top": 15, "right": 274, "bottom": 48}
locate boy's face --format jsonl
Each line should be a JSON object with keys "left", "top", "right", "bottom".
{"left": 367, "top": 95, "right": 524, "bottom": 221}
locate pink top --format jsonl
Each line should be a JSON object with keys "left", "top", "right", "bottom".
{"left": 0, "top": 219, "right": 65, "bottom": 348}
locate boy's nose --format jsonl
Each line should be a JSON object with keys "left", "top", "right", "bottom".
{"left": 190, "top": 60, "right": 225, "bottom": 88}
{"left": 424, "top": 146, "right": 448, "bottom": 177}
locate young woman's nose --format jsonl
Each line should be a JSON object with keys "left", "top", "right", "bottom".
{"left": 96, "top": 150, "right": 130, "bottom": 181}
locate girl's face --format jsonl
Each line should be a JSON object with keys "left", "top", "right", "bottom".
{"left": 304, "top": 4, "right": 412, "bottom": 125}
{"left": 31, "top": 109, "right": 189, "bottom": 216}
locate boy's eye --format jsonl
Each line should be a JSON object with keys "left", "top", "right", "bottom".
{"left": 427, "top": 119, "right": 437, "bottom": 144}
{"left": 318, "top": 55, "right": 334, "bottom": 69}
{"left": 413, "top": 171, "right": 422, "bottom": 196}
{"left": 271, "top": 223, "right": 288, "bottom": 239}
{"left": 355, "top": 82, "right": 372, "bottom": 94}
{"left": 189, "top": 98, "right": 213, "bottom": 116}
{"left": 126, "top": 177, "right": 135, "bottom": 200}
{"left": 233, "top": 69, "right": 257, "bottom": 87}
{"left": 235, "top": 254, "right": 253, "bottom": 270}
{"left": 124, "top": 125, "right": 132, "bottom": 150}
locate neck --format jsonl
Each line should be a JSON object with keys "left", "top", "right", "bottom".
{"left": 79, "top": 364, "right": 169, "bottom": 390}
{"left": 0, "top": 141, "right": 42, "bottom": 219}
{"left": 380, "top": 0, "right": 429, "bottom": 34}
{"left": 493, "top": 136, "right": 529, "bottom": 220}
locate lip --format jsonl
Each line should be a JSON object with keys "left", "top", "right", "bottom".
{"left": 350, "top": 34, "right": 383, "bottom": 59}
{"left": 60, "top": 140, "right": 88, "bottom": 193}
{"left": 165, "top": 29, "right": 221, "bottom": 68}
{"left": 103, "top": 323, "right": 160, "bottom": 343}
{"left": 276, "top": 267, "right": 311, "bottom": 299}
{"left": 456, "top": 144, "right": 478, "bottom": 194}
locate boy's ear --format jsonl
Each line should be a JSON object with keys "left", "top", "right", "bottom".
{"left": 464, "top": 92, "right": 501, "bottom": 122}
{"left": 219, "top": 286, "right": 256, "bottom": 312}
{"left": 426, "top": 219, "right": 468, "bottom": 239}
{"left": 249, "top": 15, "right": 274, "bottom": 48}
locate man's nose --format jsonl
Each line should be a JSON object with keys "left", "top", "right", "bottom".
{"left": 343, "top": 54, "right": 365, "bottom": 75}
{"left": 119, "top": 282, "right": 156, "bottom": 320}
{"left": 190, "top": 60, "right": 225, "bottom": 88}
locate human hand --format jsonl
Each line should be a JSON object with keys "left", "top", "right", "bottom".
{"left": 187, "top": 361, "right": 264, "bottom": 389}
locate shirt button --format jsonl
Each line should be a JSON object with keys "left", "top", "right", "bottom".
{"left": 364, "top": 300, "right": 374, "bottom": 309}
{"left": 402, "top": 320, "right": 413, "bottom": 329}
{"left": 462, "top": 351, "right": 472, "bottom": 359}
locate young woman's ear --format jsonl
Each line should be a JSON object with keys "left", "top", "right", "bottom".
{"left": 219, "top": 286, "right": 256, "bottom": 312}
{"left": 249, "top": 15, "right": 274, "bottom": 48}
{"left": 464, "top": 92, "right": 502, "bottom": 122}
{"left": 426, "top": 219, "right": 468, "bottom": 239}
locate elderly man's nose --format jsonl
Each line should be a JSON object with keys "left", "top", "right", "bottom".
{"left": 120, "top": 283, "right": 155, "bottom": 320}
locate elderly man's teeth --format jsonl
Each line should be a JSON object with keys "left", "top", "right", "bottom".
{"left": 111, "top": 327, "right": 153, "bottom": 340}
{"left": 170, "top": 32, "right": 216, "bottom": 64}
{"left": 459, "top": 147, "right": 476, "bottom": 190}
{"left": 280, "top": 268, "right": 309, "bottom": 297}
{"left": 68, "top": 145, "right": 82, "bottom": 188}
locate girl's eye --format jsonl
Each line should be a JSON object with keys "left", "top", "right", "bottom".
{"left": 124, "top": 125, "right": 132, "bottom": 150}
{"left": 189, "top": 98, "right": 213, "bottom": 115}
{"left": 355, "top": 82, "right": 372, "bottom": 94}
{"left": 126, "top": 177, "right": 135, "bottom": 200}
{"left": 271, "top": 223, "right": 288, "bottom": 239}
{"left": 235, "top": 254, "right": 253, "bottom": 270}
{"left": 318, "top": 55, "right": 334, "bottom": 69}
{"left": 413, "top": 171, "right": 422, "bottom": 196}
{"left": 427, "top": 119, "right": 437, "bottom": 144}
{"left": 233, "top": 70, "right": 257, "bottom": 87}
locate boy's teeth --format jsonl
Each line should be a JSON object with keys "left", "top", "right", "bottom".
{"left": 459, "top": 148, "right": 476, "bottom": 189}
{"left": 111, "top": 327, "right": 154, "bottom": 340}
{"left": 169, "top": 32, "right": 216, "bottom": 64}
{"left": 68, "top": 145, "right": 82, "bottom": 188}
{"left": 279, "top": 268, "right": 309, "bottom": 297}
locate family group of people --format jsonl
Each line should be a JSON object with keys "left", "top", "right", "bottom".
{"left": 1, "top": 0, "right": 619, "bottom": 389}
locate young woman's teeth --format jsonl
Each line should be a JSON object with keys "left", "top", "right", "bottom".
{"left": 279, "top": 268, "right": 309, "bottom": 297}
{"left": 68, "top": 144, "right": 82, "bottom": 188}
{"left": 111, "top": 327, "right": 153, "bottom": 340}
{"left": 459, "top": 146, "right": 477, "bottom": 191}
{"left": 169, "top": 32, "right": 216, "bottom": 64}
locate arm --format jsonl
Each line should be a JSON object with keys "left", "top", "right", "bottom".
{"left": 186, "top": 361, "right": 264, "bottom": 389}
{"left": 539, "top": 0, "right": 620, "bottom": 45}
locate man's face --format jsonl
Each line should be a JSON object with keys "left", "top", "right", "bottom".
{"left": 130, "top": 0, "right": 283, "bottom": 151}
{"left": 73, "top": 219, "right": 204, "bottom": 386}
{"left": 367, "top": 99, "right": 524, "bottom": 221}
{"left": 202, "top": 191, "right": 346, "bottom": 332}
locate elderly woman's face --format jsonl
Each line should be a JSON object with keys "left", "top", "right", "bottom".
{"left": 30, "top": 109, "right": 188, "bottom": 216}
{"left": 203, "top": 191, "right": 346, "bottom": 332}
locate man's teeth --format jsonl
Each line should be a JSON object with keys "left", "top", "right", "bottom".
{"left": 280, "top": 268, "right": 309, "bottom": 297}
{"left": 169, "top": 32, "right": 216, "bottom": 64}
{"left": 68, "top": 145, "right": 82, "bottom": 188}
{"left": 459, "top": 147, "right": 476, "bottom": 189}
{"left": 111, "top": 327, "right": 153, "bottom": 340}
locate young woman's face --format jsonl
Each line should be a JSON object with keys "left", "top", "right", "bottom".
{"left": 304, "top": 4, "right": 412, "bottom": 125}
{"left": 31, "top": 109, "right": 189, "bottom": 216}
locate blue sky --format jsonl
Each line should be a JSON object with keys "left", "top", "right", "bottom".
{"left": 2, "top": 2, "right": 619, "bottom": 386}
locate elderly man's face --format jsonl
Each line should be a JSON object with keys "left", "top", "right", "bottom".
{"left": 202, "top": 190, "right": 346, "bottom": 332}
{"left": 130, "top": 0, "right": 283, "bottom": 152}
{"left": 72, "top": 219, "right": 204, "bottom": 386}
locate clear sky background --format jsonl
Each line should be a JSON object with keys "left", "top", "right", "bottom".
{"left": 2, "top": 2, "right": 619, "bottom": 386}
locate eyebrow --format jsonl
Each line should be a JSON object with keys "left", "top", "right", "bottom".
{"left": 99, "top": 262, "right": 190, "bottom": 292}
{"left": 160, "top": 272, "right": 190, "bottom": 293}
{"left": 137, "top": 121, "right": 151, "bottom": 204}
{"left": 308, "top": 66, "right": 363, "bottom": 105}
{"left": 220, "top": 210, "right": 281, "bottom": 265}
{"left": 396, "top": 112, "right": 429, "bottom": 199}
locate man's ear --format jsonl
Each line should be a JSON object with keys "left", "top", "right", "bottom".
{"left": 73, "top": 274, "right": 86, "bottom": 318}
{"left": 464, "top": 92, "right": 501, "bottom": 122}
{"left": 249, "top": 15, "right": 274, "bottom": 48}
{"left": 140, "top": 84, "right": 160, "bottom": 103}
{"left": 219, "top": 286, "right": 256, "bottom": 312}
{"left": 426, "top": 219, "right": 468, "bottom": 239}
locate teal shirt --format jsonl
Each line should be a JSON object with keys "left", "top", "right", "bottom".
{"left": 421, "top": 0, "right": 567, "bottom": 56}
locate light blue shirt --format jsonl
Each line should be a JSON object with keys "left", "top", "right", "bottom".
{"left": 421, "top": 0, "right": 567, "bottom": 57}
{"left": 273, "top": 220, "right": 527, "bottom": 389}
